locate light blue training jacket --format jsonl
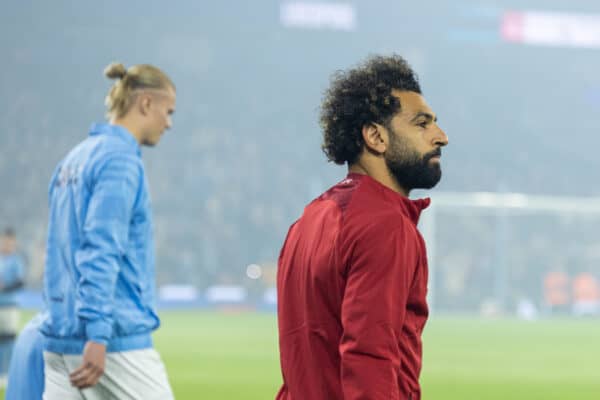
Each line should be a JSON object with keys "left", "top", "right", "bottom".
{"left": 41, "top": 123, "right": 159, "bottom": 354}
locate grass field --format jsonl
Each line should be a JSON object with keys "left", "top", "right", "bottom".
{"left": 3, "top": 311, "right": 600, "bottom": 399}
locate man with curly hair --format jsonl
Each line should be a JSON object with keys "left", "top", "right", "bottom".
{"left": 276, "top": 55, "right": 448, "bottom": 400}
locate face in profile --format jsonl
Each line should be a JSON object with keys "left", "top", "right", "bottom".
{"left": 142, "top": 87, "right": 176, "bottom": 147}
{"left": 383, "top": 90, "right": 448, "bottom": 191}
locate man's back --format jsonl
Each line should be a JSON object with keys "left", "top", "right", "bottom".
{"left": 42, "top": 123, "right": 158, "bottom": 354}
{"left": 277, "top": 173, "right": 430, "bottom": 400}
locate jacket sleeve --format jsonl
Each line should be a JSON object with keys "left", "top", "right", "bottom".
{"left": 340, "top": 223, "right": 417, "bottom": 400}
{"left": 75, "top": 154, "right": 142, "bottom": 345}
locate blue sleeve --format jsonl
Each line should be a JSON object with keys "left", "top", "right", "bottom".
{"left": 6, "top": 315, "right": 45, "bottom": 400}
{"left": 74, "top": 154, "right": 142, "bottom": 345}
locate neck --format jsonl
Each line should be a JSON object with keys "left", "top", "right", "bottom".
{"left": 349, "top": 161, "right": 409, "bottom": 197}
{"left": 110, "top": 117, "right": 143, "bottom": 145}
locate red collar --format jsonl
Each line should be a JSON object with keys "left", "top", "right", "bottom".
{"left": 346, "top": 173, "right": 431, "bottom": 225}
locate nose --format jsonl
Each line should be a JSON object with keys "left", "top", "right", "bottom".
{"left": 433, "top": 125, "right": 448, "bottom": 147}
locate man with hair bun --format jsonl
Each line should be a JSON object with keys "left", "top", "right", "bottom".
{"left": 276, "top": 54, "right": 449, "bottom": 400}
{"left": 41, "top": 62, "right": 176, "bottom": 399}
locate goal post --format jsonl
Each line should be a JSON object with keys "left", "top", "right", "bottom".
{"left": 421, "top": 191, "right": 600, "bottom": 314}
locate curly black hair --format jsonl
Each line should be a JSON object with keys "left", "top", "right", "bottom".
{"left": 320, "top": 55, "right": 421, "bottom": 165}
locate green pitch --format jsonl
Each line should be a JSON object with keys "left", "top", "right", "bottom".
{"left": 3, "top": 312, "right": 600, "bottom": 399}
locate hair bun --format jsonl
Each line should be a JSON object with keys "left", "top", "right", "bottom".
{"left": 104, "top": 62, "right": 127, "bottom": 80}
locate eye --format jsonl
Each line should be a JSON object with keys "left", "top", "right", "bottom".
{"left": 418, "top": 121, "right": 428, "bottom": 128}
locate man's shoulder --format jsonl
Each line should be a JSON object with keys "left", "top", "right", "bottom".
{"left": 310, "top": 177, "right": 409, "bottom": 225}
{"left": 80, "top": 136, "right": 142, "bottom": 174}
{"left": 61, "top": 135, "right": 138, "bottom": 172}
{"left": 344, "top": 196, "right": 417, "bottom": 243}
{"left": 316, "top": 175, "right": 369, "bottom": 212}
{"left": 89, "top": 134, "right": 139, "bottom": 160}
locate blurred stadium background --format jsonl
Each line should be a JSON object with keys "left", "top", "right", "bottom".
{"left": 2, "top": 0, "right": 600, "bottom": 398}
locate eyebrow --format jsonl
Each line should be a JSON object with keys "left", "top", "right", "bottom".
{"left": 411, "top": 112, "right": 438, "bottom": 123}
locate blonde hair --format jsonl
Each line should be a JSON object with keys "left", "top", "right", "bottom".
{"left": 104, "top": 62, "right": 175, "bottom": 119}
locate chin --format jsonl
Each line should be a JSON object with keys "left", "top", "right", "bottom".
{"left": 145, "top": 135, "right": 163, "bottom": 146}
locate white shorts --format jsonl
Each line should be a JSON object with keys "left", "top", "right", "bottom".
{"left": 0, "top": 307, "right": 19, "bottom": 336}
{"left": 43, "top": 348, "right": 174, "bottom": 400}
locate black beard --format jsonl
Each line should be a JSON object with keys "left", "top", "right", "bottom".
{"left": 384, "top": 132, "right": 442, "bottom": 192}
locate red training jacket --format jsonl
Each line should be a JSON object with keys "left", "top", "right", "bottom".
{"left": 276, "top": 173, "right": 430, "bottom": 400}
